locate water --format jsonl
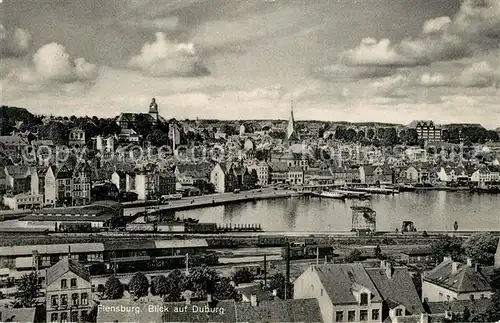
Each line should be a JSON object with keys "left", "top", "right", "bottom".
{"left": 177, "top": 191, "right": 500, "bottom": 232}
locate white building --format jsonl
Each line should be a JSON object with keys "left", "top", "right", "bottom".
{"left": 210, "top": 163, "right": 227, "bottom": 193}
{"left": 246, "top": 161, "right": 269, "bottom": 186}
{"left": 2, "top": 193, "right": 43, "bottom": 210}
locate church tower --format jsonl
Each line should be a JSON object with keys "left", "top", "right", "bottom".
{"left": 149, "top": 97, "right": 159, "bottom": 123}
{"left": 287, "top": 100, "right": 300, "bottom": 143}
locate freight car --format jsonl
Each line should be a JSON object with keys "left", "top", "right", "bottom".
{"left": 185, "top": 222, "right": 218, "bottom": 233}
{"left": 281, "top": 243, "right": 335, "bottom": 260}
{"left": 125, "top": 223, "right": 157, "bottom": 232}
{"left": 257, "top": 235, "right": 288, "bottom": 247}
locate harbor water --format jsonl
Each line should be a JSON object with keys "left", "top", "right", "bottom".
{"left": 177, "top": 191, "right": 500, "bottom": 232}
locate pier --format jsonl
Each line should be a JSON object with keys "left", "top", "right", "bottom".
{"left": 217, "top": 223, "right": 263, "bottom": 232}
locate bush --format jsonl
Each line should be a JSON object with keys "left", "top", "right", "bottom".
{"left": 104, "top": 277, "right": 124, "bottom": 300}
{"left": 129, "top": 272, "right": 149, "bottom": 298}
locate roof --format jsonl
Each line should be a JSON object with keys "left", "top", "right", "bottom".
{"left": 236, "top": 283, "right": 272, "bottom": 302}
{"left": 423, "top": 260, "right": 492, "bottom": 293}
{"left": 117, "top": 112, "right": 157, "bottom": 124}
{"left": 366, "top": 266, "right": 426, "bottom": 314}
{"left": 46, "top": 258, "right": 90, "bottom": 286}
{"left": 268, "top": 162, "right": 288, "bottom": 172}
{"left": 400, "top": 247, "right": 433, "bottom": 256}
{"left": 5, "top": 165, "right": 30, "bottom": 179}
{"left": 162, "top": 300, "right": 237, "bottom": 322}
{"left": 0, "top": 243, "right": 104, "bottom": 257}
{"left": 235, "top": 298, "right": 322, "bottom": 322}
{"left": 0, "top": 308, "right": 36, "bottom": 323}
{"left": 304, "top": 168, "right": 333, "bottom": 177}
{"left": 96, "top": 300, "right": 163, "bottom": 323}
{"left": 176, "top": 163, "right": 212, "bottom": 179}
{"left": 21, "top": 213, "right": 115, "bottom": 222}
{"left": 0, "top": 135, "right": 27, "bottom": 146}
{"left": 33, "top": 207, "right": 102, "bottom": 215}
{"left": 426, "top": 299, "right": 491, "bottom": 314}
{"left": 313, "top": 263, "right": 382, "bottom": 305}
{"left": 154, "top": 239, "right": 208, "bottom": 249}
{"left": 104, "top": 240, "right": 156, "bottom": 251}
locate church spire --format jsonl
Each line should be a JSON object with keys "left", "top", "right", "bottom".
{"left": 287, "top": 99, "right": 299, "bottom": 142}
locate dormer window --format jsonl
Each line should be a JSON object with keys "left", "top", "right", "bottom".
{"left": 395, "top": 308, "right": 403, "bottom": 316}
{"left": 360, "top": 292, "right": 369, "bottom": 305}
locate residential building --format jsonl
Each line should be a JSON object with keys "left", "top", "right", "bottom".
{"left": 95, "top": 135, "right": 115, "bottom": 152}
{"left": 294, "top": 263, "right": 384, "bottom": 322}
{"left": 235, "top": 298, "right": 323, "bottom": 322}
{"left": 422, "top": 258, "right": 493, "bottom": 302}
{"left": 410, "top": 121, "right": 442, "bottom": 143}
{"left": 44, "top": 165, "right": 73, "bottom": 206}
{"left": 332, "top": 167, "right": 360, "bottom": 185}
{"left": 287, "top": 167, "right": 304, "bottom": 185}
{"left": 405, "top": 165, "right": 433, "bottom": 184}
{"left": 30, "top": 167, "right": 47, "bottom": 196}
{"left": 359, "top": 165, "right": 393, "bottom": 185}
{"left": 246, "top": 161, "right": 269, "bottom": 186}
{"left": 4, "top": 165, "right": 31, "bottom": 194}
{"left": 470, "top": 166, "right": 500, "bottom": 183}
{"left": 68, "top": 128, "right": 86, "bottom": 147}
{"left": 400, "top": 247, "right": 433, "bottom": 265}
{"left": 45, "top": 258, "right": 92, "bottom": 323}
{"left": 158, "top": 171, "right": 176, "bottom": 195}
{"left": 72, "top": 162, "right": 92, "bottom": 206}
{"left": 271, "top": 151, "right": 309, "bottom": 170}
{"left": 174, "top": 163, "right": 212, "bottom": 187}
{"left": 437, "top": 166, "right": 468, "bottom": 183}
{"left": 117, "top": 128, "right": 141, "bottom": 143}
{"left": 111, "top": 171, "right": 127, "bottom": 192}
{"left": 210, "top": 162, "right": 228, "bottom": 193}
{"left": 135, "top": 172, "right": 156, "bottom": 200}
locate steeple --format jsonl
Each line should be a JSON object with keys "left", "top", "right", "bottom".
{"left": 149, "top": 97, "right": 159, "bottom": 122}
{"left": 287, "top": 100, "right": 299, "bottom": 143}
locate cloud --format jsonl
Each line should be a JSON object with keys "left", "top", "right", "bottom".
{"left": 2, "top": 43, "right": 99, "bottom": 98}
{"left": 419, "top": 73, "right": 453, "bottom": 87}
{"left": 311, "top": 64, "right": 396, "bottom": 82}
{"left": 120, "top": 17, "right": 179, "bottom": 30}
{"left": 0, "top": 24, "right": 32, "bottom": 57}
{"left": 128, "top": 32, "right": 209, "bottom": 77}
{"left": 418, "top": 61, "right": 499, "bottom": 88}
{"left": 459, "top": 61, "right": 500, "bottom": 88}
{"left": 341, "top": 0, "right": 500, "bottom": 67}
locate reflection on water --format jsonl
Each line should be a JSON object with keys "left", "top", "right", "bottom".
{"left": 176, "top": 191, "right": 500, "bottom": 232}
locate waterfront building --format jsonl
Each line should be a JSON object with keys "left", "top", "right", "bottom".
{"left": 303, "top": 168, "right": 335, "bottom": 186}
{"left": 294, "top": 263, "right": 384, "bottom": 322}
{"left": 174, "top": 163, "right": 212, "bottom": 189}
{"left": 404, "top": 165, "right": 434, "bottom": 184}
{"left": 210, "top": 162, "right": 228, "bottom": 193}
{"left": 332, "top": 167, "right": 360, "bottom": 185}
{"left": 158, "top": 171, "right": 176, "bottom": 195}
{"left": 437, "top": 166, "right": 469, "bottom": 183}
{"left": 30, "top": 167, "right": 46, "bottom": 196}
{"left": 134, "top": 172, "right": 156, "bottom": 200}
{"left": 359, "top": 165, "right": 393, "bottom": 185}
{"left": 470, "top": 166, "right": 500, "bottom": 183}
{"left": 246, "top": 160, "right": 269, "bottom": 186}
{"left": 287, "top": 167, "right": 303, "bottom": 185}
{"left": 45, "top": 258, "right": 92, "bottom": 323}
{"left": 422, "top": 258, "right": 493, "bottom": 302}
{"left": 68, "top": 128, "right": 86, "bottom": 147}
{"left": 2, "top": 193, "right": 43, "bottom": 210}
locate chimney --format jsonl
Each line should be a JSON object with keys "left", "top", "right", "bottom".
{"left": 272, "top": 289, "right": 278, "bottom": 297}
{"left": 443, "top": 256, "right": 452, "bottom": 263}
{"left": 420, "top": 313, "right": 429, "bottom": 323}
{"left": 466, "top": 258, "right": 472, "bottom": 267}
{"left": 385, "top": 262, "right": 393, "bottom": 279}
{"left": 451, "top": 262, "right": 459, "bottom": 275}
{"left": 474, "top": 263, "right": 480, "bottom": 272}
{"left": 250, "top": 294, "right": 258, "bottom": 307}
{"left": 207, "top": 293, "right": 212, "bottom": 303}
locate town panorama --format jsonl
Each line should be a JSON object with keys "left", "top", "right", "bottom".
{"left": 0, "top": 0, "right": 499, "bottom": 323}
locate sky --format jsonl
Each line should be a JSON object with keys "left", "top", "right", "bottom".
{"left": 0, "top": 0, "right": 499, "bottom": 128}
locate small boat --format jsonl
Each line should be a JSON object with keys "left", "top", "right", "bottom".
{"left": 399, "top": 185, "right": 416, "bottom": 192}
{"left": 315, "top": 191, "right": 347, "bottom": 200}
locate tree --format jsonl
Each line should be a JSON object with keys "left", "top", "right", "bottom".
{"left": 367, "top": 128, "right": 375, "bottom": 140}
{"left": 151, "top": 275, "right": 170, "bottom": 297}
{"left": 485, "top": 269, "right": 500, "bottom": 322}
{"left": 268, "top": 273, "right": 292, "bottom": 299}
{"left": 381, "top": 127, "right": 398, "bottom": 146}
{"left": 129, "top": 272, "right": 149, "bottom": 298}
{"left": 430, "top": 235, "right": 464, "bottom": 263}
{"left": 104, "top": 277, "right": 124, "bottom": 300}
{"left": 214, "top": 277, "right": 241, "bottom": 301}
{"left": 17, "top": 272, "right": 41, "bottom": 307}
{"left": 344, "top": 249, "right": 363, "bottom": 263}
{"left": 465, "top": 233, "right": 498, "bottom": 265}
{"left": 356, "top": 130, "right": 365, "bottom": 142}
{"left": 403, "top": 129, "right": 418, "bottom": 146}
{"left": 232, "top": 267, "right": 255, "bottom": 286}
{"left": 164, "top": 270, "right": 188, "bottom": 302}
{"left": 186, "top": 267, "right": 220, "bottom": 299}
{"left": 344, "top": 128, "right": 357, "bottom": 142}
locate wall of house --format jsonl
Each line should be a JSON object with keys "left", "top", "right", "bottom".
{"left": 46, "top": 271, "right": 92, "bottom": 323}
{"left": 422, "top": 281, "right": 492, "bottom": 302}
{"left": 210, "top": 165, "right": 225, "bottom": 193}
{"left": 294, "top": 267, "right": 334, "bottom": 323}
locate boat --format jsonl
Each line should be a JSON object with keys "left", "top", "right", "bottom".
{"left": 313, "top": 190, "right": 347, "bottom": 200}
{"left": 399, "top": 185, "right": 416, "bottom": 192}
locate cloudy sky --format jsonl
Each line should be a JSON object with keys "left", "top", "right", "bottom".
{"left": 1, "top": 0, "right": 499, "bottom": 128}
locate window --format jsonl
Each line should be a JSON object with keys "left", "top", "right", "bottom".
{"left": 71, "top": 278, "right": 77, "bottom": 288}
{"left": 335, "top": 311, "right": 344, "bottom": 322}
{"left": 372, "top": 309, "right": 380, "bottom": 321}
{"left": 71, "top": 311, "right": 79, "bottom": 322}
{"left": 50, "top": 313, "right": 58, "bottom": 322}
{"left": 72, "top": 293, "right": 79, "bottom": 305}
{"left": 360, "top": 292, "right": 369, "bottom": 305}
{"left": 439, "top": 292, "right": 443, "bottom": 300}
{"left": 81, "top": 310, "right": 88, "bottom": 320}
{"left": 348, "top": 310, "right": 356, "bottom": 322}
{"left": 360, "top": 310, "right": 368, "bottom": 321}
{"left": 395, "top": 308, "right": 403, "bottom": 317}
{"left": 61, "top": 279, "right": 67, "bottom": 289}
{"left": 51, "top": 295, "right": 58, "bottom": 307}
{"left": 61, "top": 312, "right": 68, "bottom": 323}
{"left": 321, "top": 289, "right": 323, "bottom": 296}
{"left": 61, "top": 294, "right": 68, "bottom": 306}
{"left": 470, "top": 295, "right": 475, "bottom": 301}
{"left": 81, "top": 292, "right": 88, "bottom": 305}
{"left": 481, "top": 294, "right": 485, "bottom": 299}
